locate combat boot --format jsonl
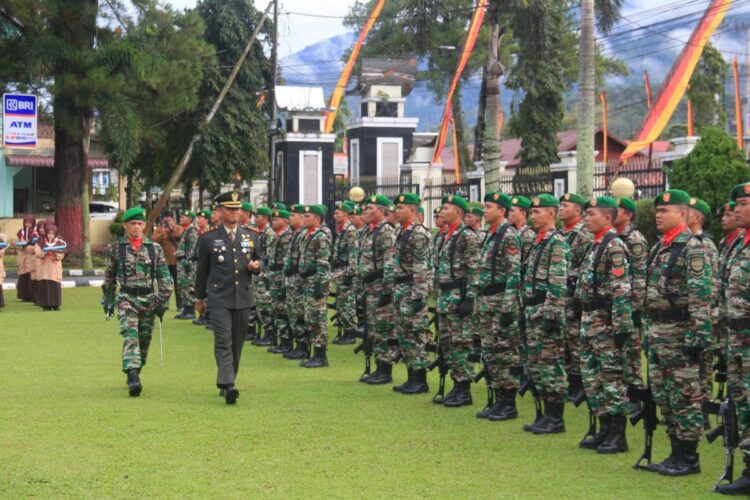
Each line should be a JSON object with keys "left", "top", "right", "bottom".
{"left": 532, "top": 401, "right": 566, "bottom": 434}
{"left": 126, "top": 368, "right": 142, "bottom": 397}
{"left": 245, "top": 323, "right": 257, "bottom": 341}
{"left": 659, "top": 439, "right": 700, "bottom": 476}
{"left": 255, "top": 327, "right": 276, "bottom": 347}
{"left": 367, "top": 361, "right": 393, "bottom": 385}
{"left": 269, "top": 336, "right": 292, "bottom": 354}
{"left": 717, "top": 453, "right": 750, "bottom": 495}
{"left": 393, "top": 367, "right": 414, "bottom": 393}
{"left": 224, "top": 384, "right": 239, "bottom": 405}
{"left": 284, "top": 340, "right": 309, "bottom": 360}
{"left": 338, "top": 328, "right": 357, "bottom": 345}
{"left": 488, "top": 389, "right": 519, "bottom": 421}
{"left": 596, "top": 415, "right": 628, "bottom": 454}
{"left": 402, "top": 368, "right": 429, "bottom": 395}
{"left": 646, "top": 435, "right": 680, "bottom": 473}
{"left": 192, "top": 315, "right": 208, "bottom": 326}
{"left": 303, "top": 346, "right": 329, "bottom": 368}
{"left": 444, "top": 380, "right": 473, "bottom": 407}
{"left": 476, "top": 388, "right": 498, "bottom": 419}
{"left": 175, "top": 305, "right": 195, "bottom": 320}
{"left": 579, "top": 415, "right": 610, "bottom": 449}
{"left": 523, "top": 410, "right": 545, "bottom": 432}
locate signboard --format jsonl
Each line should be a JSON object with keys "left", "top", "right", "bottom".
{"left": 333, "top": 153, "right": 348, "bottom": 176}
{"left": 3, "top": 93, "right": 38, "bottom": 148}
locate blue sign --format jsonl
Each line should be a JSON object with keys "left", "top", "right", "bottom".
{"left": 3, "top": 93, "right": 38, "bottom": 148}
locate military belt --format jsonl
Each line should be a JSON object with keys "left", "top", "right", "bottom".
{"left": 269, "top": 264, "right": 284, "bottom": 271}
{"left": 299, "top": 269, "right": 316, "bottom": 279}
{"left": 582, "top": 299, "right": 613, "bottom": 313}
{"left": 439, "top": 279, "right": 466, "bottom": 292}
{"left": 480, "top": 282, "right": 507, "bottom": 296}
{"left": 728, "top": 318, "right": 750, "bottom": 330}
{"left": 394, "top": 275, "right": 414, "bottom": 285}
{"left": 121, "top": 286, "right": 154, "bottom": 296}
{"left": 332, "top": 261, "right": 347, "bottom": 270}
{"left": 648, "top": 307, "right": 689, "bottom": 323}
{"left": 524, "top": 293, "right": 546, "bottom": 307}
{"left": 363, "top": 271, "right": 384, "bottom": 284}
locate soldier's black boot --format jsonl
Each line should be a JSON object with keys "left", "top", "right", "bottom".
{"left": 255, "top": 327, "right": 276, "bottom": 347}
{"left": 523, "top": 410, "right": 545, "bottom": 432}
{"left": 476, "top": 388, "right": 497, "bottom": 419}
{"left": 645, "top": 434, "right": 680, "bottom": 473}
{"left": 488, "top": 389, "right": 519, "bottom": 421}
{"left": 367, "top": 362, "right": 393, "bottom": 385}
{"left": 126, "top": 369, "right": 142, "bottom": 397}
{"left": 444, "top": 380, "right": 473, "bottom": 407}
{"left": 224, "top": 384, "right": 239, "bottom": 405}
{"left": 303, "top": 346, "right": 329, "bottom": 368}
{"left": 393, "top": 367, "right": 414, "bottom": 393}
{"left": 659, "top": 439, "right": 700, "bottom": 476}
{"left": 245, "top": 322, "right": 257, "bottom": 341}
{"left": 579, "top": 415, "right": 610, "bottom": 449}
{"left": 175, "top": 305, "right": 195, "bottom": 320}
{"left": 596, "top": 415, "right": 628, "bottom": 454}
{"left": 717, "top": 453, "right": 750, "bottom": 495}
{"left": 284, "top": 340, "right": 309, "bottom": 360}
{"left": 269, "top": 336, "right": 292, "bottom": 354}
{"left": 192, "top": 315, "right": 208, "bottom": 326}
{"left": 402, "top": 368, "right": 429, "bottom": 395}
{"left": 338, "top": 328, "right": 357, "bottom": 345}
{"left": 532, "top": 401, "right": 566, "bottom": 434}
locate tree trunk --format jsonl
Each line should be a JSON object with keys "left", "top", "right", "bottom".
{"left": 451, "top": 81, "right": 472, "bottom": 177}
{"left": 483, "top": 16, "right": 506, "bottom": 193}
{"left": 54, "top": 108, "right": 86, "bottom": 256}
{"left": 473, "top": 67, "right": 488, "bottom": 163}
{"left": 576, "top": 0, "right": 596, "bottom": 197}
{"left": 81, "top": 116, "right": 93, "bottom": 269}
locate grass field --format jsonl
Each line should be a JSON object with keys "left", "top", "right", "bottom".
{"left": 0, "top": 288, "right": 724, "bottom": 498}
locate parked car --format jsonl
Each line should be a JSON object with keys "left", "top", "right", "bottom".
{"left": 89, "top": 201, "right": 119, "bottom": 220}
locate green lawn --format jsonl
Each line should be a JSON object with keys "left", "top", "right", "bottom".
{"left": 0, "top": 288, "right": 721, "bottom": 498}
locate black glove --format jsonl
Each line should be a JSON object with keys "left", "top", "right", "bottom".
{"left": 632, "top": 311, "right": 642, "bottom": 328}
{"left": 411, "top": 300, "right": 425, "bottom": 314}
{"left": 155, "top": 303, "right": 167, "bottom": 321}
{"left": 377, "top": 293, "right": 392, "bottom": 307}
{"left": 313, "top": 283, "right": 324, "bottom": 300}
{"left": 457, "top": 297, "right": 474, "bottom": 316}
{"left": 683, "top": 345, "right": 704, "bottom": 364}
{"left": 542, "top": 319, "right": 559, "bottom": 335}
{"left": 614, "top": 331, "right": 629, "bottom": 349}
{"left": 499, "top": 312, "right": 514, "bottom": 327}
{"left": 341, "top": 275, "right": 354, "bottom": 286}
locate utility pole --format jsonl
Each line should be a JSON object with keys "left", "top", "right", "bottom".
{"left": 268, "top": 0, "right": 279, "bottom": 202}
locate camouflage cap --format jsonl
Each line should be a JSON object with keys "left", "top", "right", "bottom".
{"left": 585, "top": 196, "right": 618, "bottom": 210}
{"left": 395, "top": 193, "right": 421, "bottom": 206}
{"left": 616, "top": 197, "right": 636, "bottom": 213}
{"left": 532, "top": 194, "right": 559, "bottom": 208}
{"left": 560, "top": 193, "right": 587, "bottom": 208}
{"left": 688, "top": 197, "right": 711, "bottom": 218}
{"left": 511, "top": 195, "right": 532, "bottom": 209}
{"left": 441, "top": 194, "right": 469, "bottom": 212}
{"left": 654, "top": 189, "right": 691, "bottom": 207}
{"left": 730, "top": 182, "right": 750, "bottom": 201}
{"left": 484, "top": 192, "right": 511, "bottom": 210}
{"left": 122, "top": 207, "right": 146, "bottom": 223}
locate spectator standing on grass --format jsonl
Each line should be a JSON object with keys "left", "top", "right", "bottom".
{"left": 152, "top": 211, "right": 184, "bottom": 310}
{"left": 34, "top": 223, "right": 66, "bottom": 311}
{"left": 0, "top": 233, "right": 6, "bottom": 310}
{"left": 15, "top": 215, "right": 36, "bottom": 301}
{"left": 30, "top": 219, "right": 47, "bottom": 305}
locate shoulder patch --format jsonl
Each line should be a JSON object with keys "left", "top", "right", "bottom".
{"left": 689, "top": 254, "right": 704, "bottom": 273}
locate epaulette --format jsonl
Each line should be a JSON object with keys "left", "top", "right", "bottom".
{"left": 243, "top": 224, "right": 260, "bottom": 233}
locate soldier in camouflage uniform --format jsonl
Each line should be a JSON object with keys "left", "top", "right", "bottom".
{"left": 358, "top": 195, "right": 398, "bottom": 384}
{"left": 252, "top": 207, "right": 276, "bottom": 346}
{"left": 510, "top": 196, "right": 536, "bottom": 265}
{"left": 267, "top": 209, "right": 294, "bottom": 354}
{"left": 521, "top": 194, "right": 569, "bottom": 434}
{"left": 331, "top": 201, "right": 359, "bottom": 345}
{"left": 102, "top": 207, "right": 172, "bottom": 397}
{"left": 465, "top": 202, "right": 485, "bottom": 239}
{"left": 473, "top": 192, "right": 522, "bottom": 421}
{"left": 434, "top": 194, "right": 480, "bottom": 407}
{"left": 175, "top": 210, "right": 199, "bottom": 320}
{"left": 575, "top": 196, "right": 633, "bottom": 454}
{"left": 719, "top": 201, "right": 743, "bottom": 273}
{"left": 296, "top": 205, "right": 331, "bottom": 368}
{"left": 614, "top": 197, "right": 648, "bottom": 389}
{"left": 283, "top": 205, "right": 308, "bottom": 360}
{"left": 714, "top": 183, "right": 750, "bottom": 494}
{"left": 644, "top": 189, "right": 713, "bottom": 476}
{"left": 390, "top": 193, "right": 432, "bottom": 394}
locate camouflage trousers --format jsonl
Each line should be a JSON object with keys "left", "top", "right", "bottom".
{"left": 334, "top": 275, "right": 357, "bottom": 331}
{"left": 394, "top": 283, "right": 430, "bottom": 370}
{"left": 580, "top": 324, "right": 630, "bottom": 416}
{"left": 302, "top": 278, "right": 329, "bottom": 348}
{"left": 477, "top": 306, "right": 519, "bottom": 390}
{"left": 437, "top": 313, "right": 475, "bottom": 383}
{"left": 365, "top": 281, "right": 398, "bottom": 364}
{"left": 254, "top": 273, "right": 273, "bottom": 332}
{"left": 286, "top": 276, "right": 305, "bottom": 342}
{"left": 624, "top": 324, "right": 645, "bottom": 389}
{"left": 117, "top": 297, "right": 156, "bottom": 372}
{"left": 176, "top": 259, "right": 195, "bottom": 308}
{"left": 564, "top": 298, "right": 582, "bottom": 376}
{"left": 648, "top": 334, "right": 705, "bottom": 442}
{"left": 270, "top": 275, "right": 291, "bottom": 342}
{"left": 727, "top": 327, "right": 750, "bottom": 452}
{"left": 524, "top": 305, "right": 567, "bottom": 403}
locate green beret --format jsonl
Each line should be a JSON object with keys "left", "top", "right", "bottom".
{"left": 731, "top": 182, "right": 750, "bottom": 201}
{"left": 467, "top": 202, "right": 484, "bottom": 217}
{"left": 433, "top": 206, "right": 443, "bottom": 215}
{"left": 211, "top": 201, "right": 219, "bottom": 211}
{"left": 616, "top": 197, "right": 636, "bottom": 213}
{"left": 585, "top": 196, "right": 618, "bottom": 210}
{"left": 215, "top": 191, "right": 242, "bottom": 209}
{"left": 180, "top": 210, "right": 196, "bottom": 219}
{"left": 395, "top": 193, "right": 421, "bottom": 206}
{"left": 272, "top": 209, "right": 290, "bottom": 220}
{"left": 418, "top": 206, "right": 424, "bottom": 214}
{"left": 442, "top": 194, "right": 469, "bottom": 212}
{"left": 241, "top": 201, "right": 254, "bottom": 213}
{"left": 122, "top": 207, "right": 146, "bottom": 223}
{"left": 366, "top": 194, "right": 391, "bottom": 208}
{"left": 484, "top": 192, "right": 511, "bottom": 210}
{"left": 303, "top": 205, "right": 326, "bottom": 218}
{"left": 271, "top": 201, "right": 287, "bottom": 211}
{"left": 654, "top": 189, "right": 692, "bottom": 207}
{"left": 351, "top": 205, "right": 363, "bottom": 216}
{"left": 291, "top": 204, "right": 306, "bottom": 214}
{"left": 688, "top": 197, "right": 711, "bottom": 218}
{"left": 335, "top": 201, "right": 354, "bottom": 214}
{"left": 511, "top": 196, "right": 532, "bottom": 210}
{"left": 197, "top": 209, "right": 212, "bottom": 219}
{"left": 560, "top": 193, "right": 587, "bottom": 207}
{"left": 315, "top": 204, "right": 328, "bottom": 216}
{"left": 254, "top": 206, "right": 273, "bottom": 217}
{"left": 532, "top": 194, "right": 559, "bottom": 208}
{"left": 723, "top": 201, "right": 736, "bottom": 212}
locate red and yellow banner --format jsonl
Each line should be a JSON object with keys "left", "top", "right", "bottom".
{"left": 621, "top": 0, "right": 732, "bottom": 161}
{"left": 324, "top": 0, "right": 386, "bottom": 133}
{"left": 432, "top": 0, "right": 487, "bottom": 164}
{"left": 733, "top": 57, "right": 743, "bottom": 149}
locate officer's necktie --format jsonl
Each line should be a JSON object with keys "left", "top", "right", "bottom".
{"left": 228, "top": 230, "right": 235, "bottom": 243}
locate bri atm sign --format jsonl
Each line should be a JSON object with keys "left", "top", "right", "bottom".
{"left": 3, "top": 93, "right": 38, "bottom": 148}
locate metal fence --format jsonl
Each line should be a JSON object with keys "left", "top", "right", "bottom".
{"left": 329, "top": 175, "right": 420, "bottom": 204}
{"left": 593, "top": 158, "right": 666, "bottom": 200}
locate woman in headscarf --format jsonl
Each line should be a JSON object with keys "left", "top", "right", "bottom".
{"left": 0, "top": 233, "right": 6, "bottom": 310}
{"left": 15, "top": 215, "right": 36, "bottom": 301}
{"left": 34, "top": 223, "right": 66, "bottom": 311}
{"left": 30, "top": 219, "right": 47, "bottom": 305}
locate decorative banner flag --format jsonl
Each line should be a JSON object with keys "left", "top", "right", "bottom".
{"left": 733, "top": 57, "right": 744, "bottom": 149}
{"left": 621, "top": 0, "right": 732, "bottom": 161}
{"left": 600, "top": 91, "right": 608, "bottom": 162}
{"left": 324, "top": 0, "right": 386, "bottom": 133}
{"left": 432, "top": 0, "right": 487, "bottom": 164}
{"left": 451, "top": 116, "right": 461, "bottom": 183}
{"left": 687, "top": 92, "right": 694, "bottom": 137}
{"left": 643, "top": 71, "right": 652, "bottom": 108}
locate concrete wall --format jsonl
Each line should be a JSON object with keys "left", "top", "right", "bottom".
{"left": 0, "top": 218, "right": 115, "bottom": 246}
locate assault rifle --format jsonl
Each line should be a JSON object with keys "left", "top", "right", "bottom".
{"left": 703, "top": 396, "right": 739, "bottom": 490}
{"left": 353, "top": 295, "right": 371, "bottom": 380}
{"left": 513, "top": 315, "right": 542, "bottom": 425}
{"left": 471, "top": 352, "right": 494, "bottom": 411}
{"left": 627, "top": 384, "right": 659, "bottom": 470}
{"left": 713, "top": 352, "right": 728, "bottom": 401}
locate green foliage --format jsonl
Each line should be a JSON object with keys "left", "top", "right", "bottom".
{"left": 108, "top": 211, "right": 125, "bottom": 238}
{"left": 666, "top": 127, "right": 750, "bottom": 237}
{"left": 688, "top": 43, "right": 728, "bottom": 133}
{"left": 634, "top": 199, "right": 658, "bottom": 247}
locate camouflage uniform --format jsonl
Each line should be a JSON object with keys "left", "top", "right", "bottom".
{"left": 645, "top": 227, "right": 713, "bottom": 442}
{"left": 255, "top": 224, "right": 275, "bottom": 333}
{"left": 103, "top": 237, "right": 173, "bottom": 372}
{"left": 435, "top": 223, "right": 480, "bottom": 383}
{"left": 175, "top": 225, "right": 199, "bottom": 308}
{"left": 561, "top": 221, "right": 593, "bottom": 382}
{"left": 516, "top": 224, "right": 537, "bottom": 267}
{"left": 299, "top": 226, "right": 331, "bottom": 348}
{"left": 694, "top": 232, "right": 720, "bottom": 398}
{"left": 521, "top": 230, "right": 569, "bottom": 403}
{"left": 332, "top": 220, "right": 359, "bottom": 332}
{"left": 268, "top": 226, "right": 293, "bottom": 344}
{"left": 576, "top": 228, "right": 633, "bottom": 416}
{"left": 284, "top": 227, "right": 305, "bottom": 343}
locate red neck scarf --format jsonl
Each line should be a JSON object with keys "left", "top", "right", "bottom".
{"left": 564, "top": 218, "right": 581, "bottom": 232}
{"left": 727, "top": 228, "right": 742, "bottom": 246}
{"left": 307, "top": 225, "right": 318, "bottom": 235}
{"left": 489, "top": 223, "right": 499, "bottom": 235}
{"left": 744, "top": 231, "right": 750, "bottom": 247}
{"left": 535, "top": 227, "right": 553, "bottom": 245}
{"left": 275, "top": 227, "right": 285, "bottom": 236}
{"left": 337, "top": 223, "right": 345, "bottom": 233}
{"left": 662, "top": 224, "right": 687, "bottom": 247}
{"left": 594, "top": 226, "right": 613, "bottom": 243}
{"left": 445, "top": 223, "right": 461, "bottom": 241}
{"left": 401, "top": 221, "right": 412, "bottom": 232}
{"left": 129, "top": 237, "right": 143, "bottom": 251}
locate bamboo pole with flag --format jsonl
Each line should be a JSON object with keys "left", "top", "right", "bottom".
{"left": 600, "top": 91, "right": 608, "bottom": 162}
{"left": 687, "top": 92, "right": 695, "bottom": 137}
{"left": 323, "top": 0, "right": 386, "bottom": 134}
{"left": 733, "top": 57, "right": 744, "bottom": 149}
{"left": 620, "top": 0, "right": 732, "bottom": 162}
{"left": 643, "top": 70, "right": 653, "bottom": 108}
{"left": 451, "top": 116, "right": 461, "bottom": 183}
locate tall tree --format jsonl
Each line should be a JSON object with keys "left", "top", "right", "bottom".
{"left": 688, "top": 42, "right": 728, "bottom": 133}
